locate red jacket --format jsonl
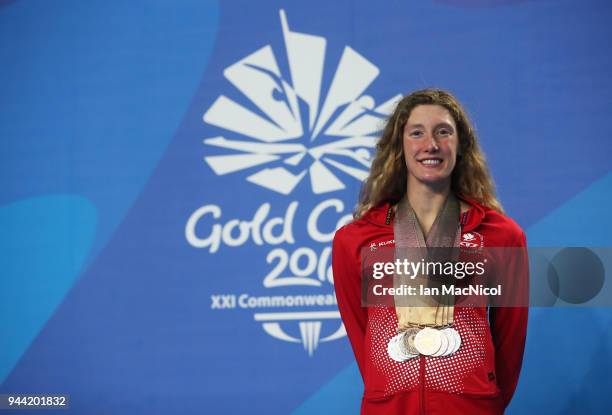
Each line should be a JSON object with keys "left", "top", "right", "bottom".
{"left": 332, "top": 196, "right": 528, "bottom": 415}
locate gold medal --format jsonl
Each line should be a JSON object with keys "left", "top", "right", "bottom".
{"left": 414, "top": 327, "right": 442, "bottom": 356}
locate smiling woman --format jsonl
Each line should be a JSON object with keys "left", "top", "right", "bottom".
{"left": 355, "top": 89, "right": 503, "bottom": 219}
{"left": 333, "top": 89, "right": 529, "bottom": 415}
{"left": 403, "top": 105, "right": 459, "bottom": 188}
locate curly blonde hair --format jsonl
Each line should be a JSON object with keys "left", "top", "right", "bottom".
{"left": 354, "top": 88, "right": 503, "bottom": 219}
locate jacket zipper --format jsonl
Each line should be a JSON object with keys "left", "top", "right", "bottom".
{"left": 416, "top": 218, "right": 467, "bottom": 415}
{"left": 420, "top": 355, "right": 425, "bottom": 415}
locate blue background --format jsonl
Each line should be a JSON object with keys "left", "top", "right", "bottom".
{"left": 1, "top": 0, "right": 611, "bottom": 413}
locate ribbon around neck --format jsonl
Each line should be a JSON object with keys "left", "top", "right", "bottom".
{"left": 393, "top": 192, "right": 461, "bottom": 330}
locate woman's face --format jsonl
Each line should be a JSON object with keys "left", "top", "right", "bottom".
{"left": 402, "top": 104, "right": 459, "bottom": 187}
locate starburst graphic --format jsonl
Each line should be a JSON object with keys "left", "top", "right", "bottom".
{"left": 202, "top": 9, "right": 401, "bottom": 195}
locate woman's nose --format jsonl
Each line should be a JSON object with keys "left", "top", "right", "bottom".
{"left": 424, "top": 133, "right": 439, "bottom": 152}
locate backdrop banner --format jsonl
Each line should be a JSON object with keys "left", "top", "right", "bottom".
{"left": 1, "top": 1, "right": 612, "bottom": 414}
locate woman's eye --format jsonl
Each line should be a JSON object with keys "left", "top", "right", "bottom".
{"left": 437, "top": 129, "right": 451, "bottom": 136}
{"left": 410, "top": 131, "right": 423, "bottom": 137}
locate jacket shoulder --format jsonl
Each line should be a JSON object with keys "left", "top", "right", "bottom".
{"left": 481, "top": 207, "right": 526, "bottom": 247}
{"left": 332, "top": 218, "right": 367, "bottom": 246}
{"left": 333, "top": 205, "right": 388, "bottom": 247}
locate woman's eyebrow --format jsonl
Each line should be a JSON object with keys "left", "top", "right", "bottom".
{"left": 406, "top": 122, "right": 455, "bottom": 129}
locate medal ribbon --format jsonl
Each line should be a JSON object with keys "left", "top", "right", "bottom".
{"left": 393, "top": 193, "right": 461, "bottom": 330}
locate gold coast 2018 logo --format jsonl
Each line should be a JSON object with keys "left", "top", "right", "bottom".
{"left": 185, "top": 10, "right": 399, "bottom": 356}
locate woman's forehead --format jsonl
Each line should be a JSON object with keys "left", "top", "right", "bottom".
{"left": 406, "top": 105, "right": 456, "bottom": 126}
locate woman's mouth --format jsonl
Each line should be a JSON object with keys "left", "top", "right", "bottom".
{"left": 419, "top": 158, "right": 443, "bottom": 166}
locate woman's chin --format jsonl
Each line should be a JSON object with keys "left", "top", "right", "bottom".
{"left": 411, "top": 174, "right": 452, "bottom": 188}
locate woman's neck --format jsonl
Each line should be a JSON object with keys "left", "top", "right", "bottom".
{"left": 407, "top": 178, "right": 451, "bottom": 236}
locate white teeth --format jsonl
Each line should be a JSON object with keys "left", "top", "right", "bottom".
{"left": 421, "top": 159, "right": 441, "bottom": 165}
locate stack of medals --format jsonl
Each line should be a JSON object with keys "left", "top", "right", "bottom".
{"left": 387, "top": 326, "right": 461, "bottom": 362}
{"left": 387, "top": 194, "right": 463, "bottom": 362}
